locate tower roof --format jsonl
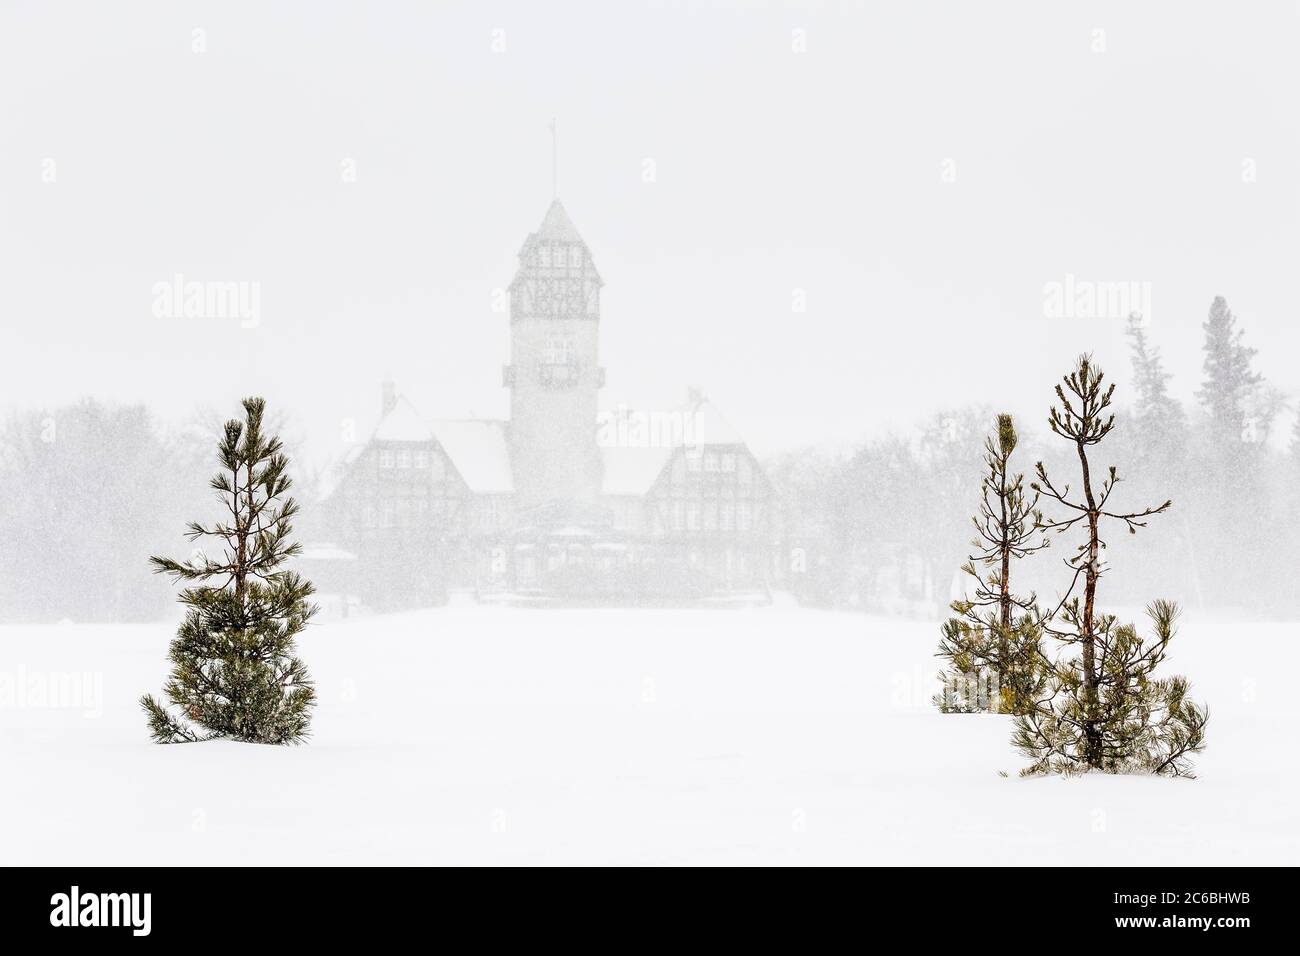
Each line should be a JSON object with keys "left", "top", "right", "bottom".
{"left": 511, "top": 198, "right": 602, "bottom": 294}
{"left": 535, "top": 199, "right": 584, "bottom": 244}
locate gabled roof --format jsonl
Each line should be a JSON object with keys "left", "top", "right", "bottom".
{"left": 373, "top": 396, "right": 433, "bottom": 442}
{"left": 601, "top": 446, "right": 673, "bottom": 496}
{"left": 431, "top": 419, "right": 513, "bottom": 494}
{"left": 683, "top": 400, "right": 744, "bottom": 446}
{"left": 341, "top": 396, "right": 514, "bottom": 495}
{"left": 597, "top": 397, "right": 750, "bottom": 496}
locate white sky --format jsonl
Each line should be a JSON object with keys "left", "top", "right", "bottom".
{"left": 2, "top": 1, "right": 1297, "bottom": 464}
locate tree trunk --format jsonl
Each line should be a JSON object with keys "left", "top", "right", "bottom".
{"left": 1076, "top": 437, "right": 1102, "bottom": 769}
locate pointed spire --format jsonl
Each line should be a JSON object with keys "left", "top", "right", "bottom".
{"left": 536, "top": 199, "right": 584, "bottom": 243}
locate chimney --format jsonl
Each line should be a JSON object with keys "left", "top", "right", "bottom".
{"left": 381, "top": 379, "right": 397, "bottom": 416}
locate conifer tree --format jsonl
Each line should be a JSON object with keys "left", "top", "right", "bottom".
{"left": 141, "top": 397, "right": 317, "bottom": 744}
{"left": 1126, "top": 314, "right": 1186, "bottom": 443}
{"left": 1196, "top": 296, "right": 1262, "bottom": 448}
{"left": 1015, "top": 356, "right": 1207, "bottom": 775}
{"left": 934, "top": 415, "right": 1048, "bottom": 715}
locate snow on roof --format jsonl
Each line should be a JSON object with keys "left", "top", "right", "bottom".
{"left": 598, "top": 398, "right": 748, "bottom": 495}
{"left": 683, "top": 400, "right": 744, "bottom": 446}
{"left": 373, "top": 396, "right": 433, "bottom": 442}
{"left": 601, "top": 445, "right": 672, "bottom": 496}
{"left": 432, "top": 419, "right": 513, "bottom": 494}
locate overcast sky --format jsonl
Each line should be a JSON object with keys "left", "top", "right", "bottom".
{"left": 2, "top": 1, "right": 1296, "bottom": 464}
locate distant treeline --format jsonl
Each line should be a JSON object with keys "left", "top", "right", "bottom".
{"left": 768, "top": 297, "right": 1297, "bottom": 620}
{"left": 0, "top": 402, "right": 310, "bottom": 623}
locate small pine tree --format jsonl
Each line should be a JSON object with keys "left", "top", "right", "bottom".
{"left": 934, "top": 414, "right": 1048, "bottom": 715}
{"left": 1016, "top": 356, "right": 1207, "bottom": 776}
{"left": 141, "top": 397, "right": 317, "bottom": 744}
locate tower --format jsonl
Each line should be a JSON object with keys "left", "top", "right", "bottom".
{"left": 505, "top": 200, "right": 605, "bottom": 509}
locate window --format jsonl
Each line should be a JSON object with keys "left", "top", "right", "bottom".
{"left": 570, "top": 246, "right": 583, "bottom": 267}
{"left": 363, "top": 506, "right": 378, "bottom": 529}
{"left": 381, "top": 502, "right": 396, "bottom": 527}
{"left": 414, "top": 450, "right": 429, "bottom": 469}
{"left": 704, "top": 451, "right": 719, "bottom": 472}
{"left": 703, "top": 502, "right": 717, "bottom": 531}
{"left": 721, "top": 453, "right": 737, "bottom": 473}
{"left": 686, "top": 503, "right": 700, "bottom": 531}
{"left": 542, "top": 336, "right": 574, "bottom": 365}
{"left": 538, "top": 245, "right": 551, "bottom": 267}
{"left": 737, "top": 502, "right": 751, "bottom": 532}
{"left": 554, "top": 246, "right": 568, "bottom": 268}
{"left": 672, "top": 501, "right": 685, "bottom": 532}
{"left": 720, "top": 503, "right": 735, "bottom": 531}
{"left": 396, "top": 449, "right": 411, "bottom": 469}
{"left": 685, "top": 448, "right": 702, "bottom": 472}
{"left": 379, "top": 449, "right": 395, "bottom": 469}
{"left": 540, "top": 336, "right": 578, "bottom": 387}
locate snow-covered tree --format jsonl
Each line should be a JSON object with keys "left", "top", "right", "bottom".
{"left": 1196, "top": 296, "right": 1263, "bottom": 449}
{"left": 141, "top": 397, "right": 317, "bottom": 744}
{"left": 934, "top": 414, "right": 1048, "bottom": 715}
{"left": 1126, "top": 314, "right": 1187, "bottom": 450}
{"left": 1016, "top": 356, "right": 1207, "bottom": 776}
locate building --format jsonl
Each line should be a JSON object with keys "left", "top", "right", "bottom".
{"left": 317, "top": 199, "right": 775, "bottom": 606}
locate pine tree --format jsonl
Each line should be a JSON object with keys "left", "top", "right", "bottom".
{"left": 141, "top": 397, "right": 317, "bottom": 744}
{"left": 934, "top": 415, "right": 1048, "bottom": 715}
{"left": 1015, "top": 356, "right": 1207, "bottom": 776}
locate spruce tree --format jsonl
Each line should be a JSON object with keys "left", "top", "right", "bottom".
{"left": 1196, "top": 296, "right": 1261, "bottom": 448}
{"left": 1193, "top": 296, "right": 1271, "bottom": 606}
{"left": 1126, "top": 314, "right": 1186, "bottom": 443}
{"left": 141, "top": 397, "right": 317, "bottom": 744}
{"left": 935, "top": 415, "right": 1048, "bottom": 714}
{"left": 1015, "top": 356, "right": 1207, "bottom": 776}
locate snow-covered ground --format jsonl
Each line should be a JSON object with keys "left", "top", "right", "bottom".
{"left": 2, "top": 602, "right": 1295, "bottom": 865}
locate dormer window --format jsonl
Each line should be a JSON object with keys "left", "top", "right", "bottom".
{"left": 554, "top": 246, "right": 568, "bottom": 268}
{"left": 537, "top": 245, "right": 551, "bottom": 267}
{"left": 570, "top": 247, "right": 583, "bottom": 268}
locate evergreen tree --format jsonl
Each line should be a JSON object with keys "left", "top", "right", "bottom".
{"left": 1016, "top": 356, "right": 1207, "bottom": 775}
{"left": 1193, "top": 296, "right": 1271, "bottom": 607}
{"left": 141, "top": 397, "right": 317, "bottom": 744}
{"left": 934, "top": 415, "right": 1048, "bottom": 714}
{"left": 1196, "top": 296, "right": 1261, "bottom": 448}
{"left": 1126, "top": 314, "right": 1186, "bottom": 442}
{"left": 1123, "top": 314, "right": 1201, "bottom": 609}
